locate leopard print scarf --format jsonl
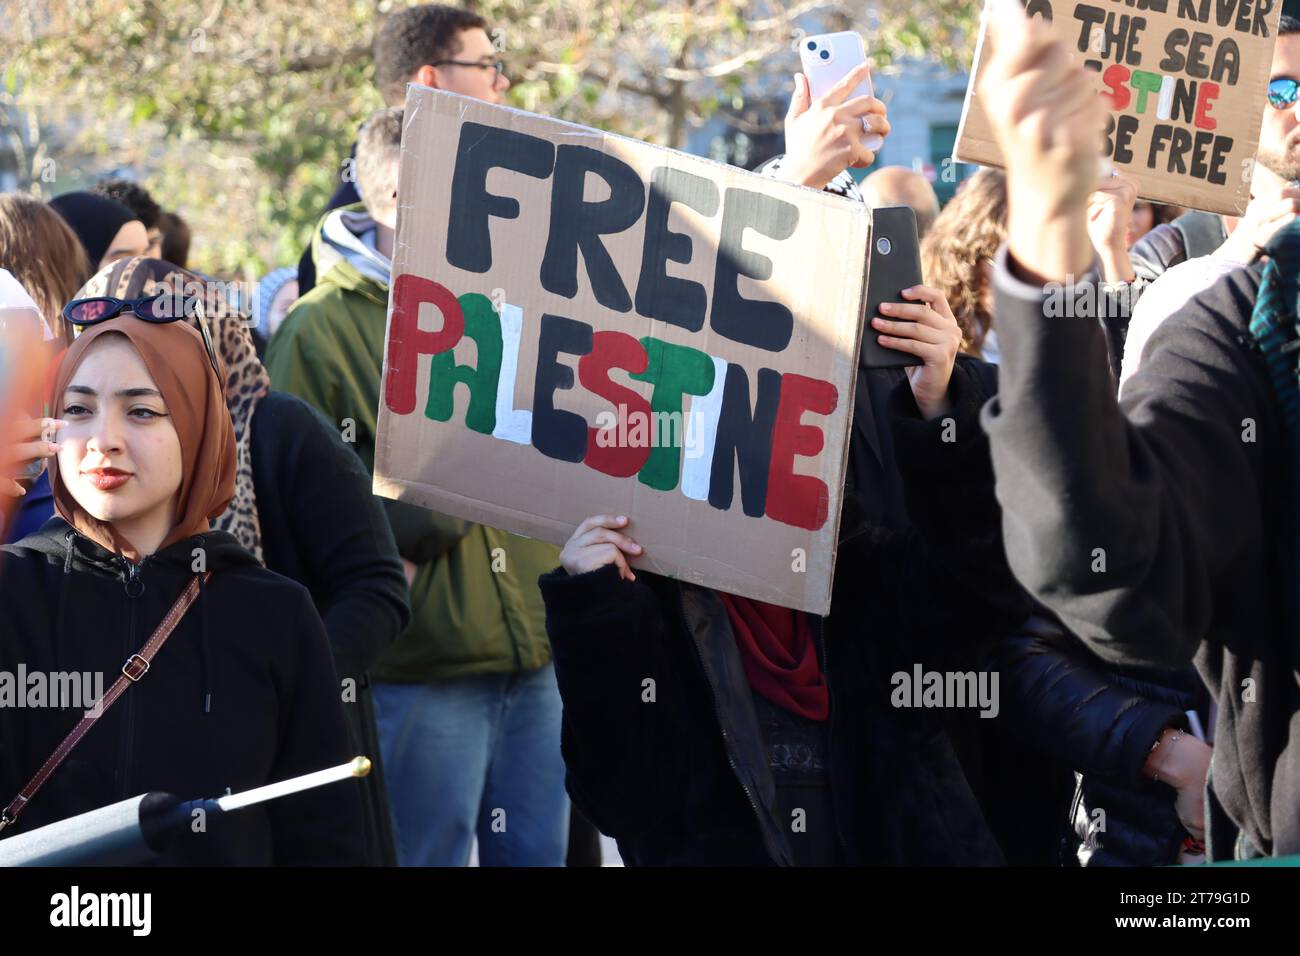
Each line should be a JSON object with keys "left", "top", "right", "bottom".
{"left": 72, "top": 257, "right": 271, "bottom": 562}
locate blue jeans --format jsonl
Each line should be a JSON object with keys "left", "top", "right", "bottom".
{"left": 372, "top": 663, "right": 569, "bottom": 866}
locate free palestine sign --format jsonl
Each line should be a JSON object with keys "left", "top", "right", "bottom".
{"left": 374, "top": 87, "right": 873, "bottom": 613}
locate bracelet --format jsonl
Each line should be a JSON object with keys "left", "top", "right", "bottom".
{"left": 1151, "top": 729, "right": 1185, "bottom": 784}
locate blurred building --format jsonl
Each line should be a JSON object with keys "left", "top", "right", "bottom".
{"left": 686, "top": 55, "right": 979, "bottom": 205}
{"left": 869, "top": 57, "right": 978, "bottom": 205}
{"left": 686, "top": 98, "right": 786, "bottom": 172}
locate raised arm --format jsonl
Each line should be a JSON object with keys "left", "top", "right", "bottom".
{"left": 975, "top": 0, "right": 1272, "bottom": 668}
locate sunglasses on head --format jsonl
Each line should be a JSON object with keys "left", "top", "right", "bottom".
{"left": 62, "top": 293, "right": 222, "bottom": 382}
{"left": 1268, "top": 77, "right": 1300, "bottom": 109}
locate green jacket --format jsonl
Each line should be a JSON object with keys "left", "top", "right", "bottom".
{"left": 265, "top": 205, "right": 557, "bottom": 681}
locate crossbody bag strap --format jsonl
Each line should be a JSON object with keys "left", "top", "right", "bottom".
{"left": 0, "top": 570, "right": 212, "bottom": 834}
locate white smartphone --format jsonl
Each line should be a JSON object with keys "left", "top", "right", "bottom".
{"left": 798, "top": 31, "right": 883, "bottom": 152}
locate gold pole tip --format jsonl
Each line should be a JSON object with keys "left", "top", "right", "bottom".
{"left": 350, "top": 756, "right": 372, "bottom": 778}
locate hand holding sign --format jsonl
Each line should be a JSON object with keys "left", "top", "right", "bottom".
{"left": 981, "top": 0, "right": 1106, "bottom": 217}
{"left": 779, "top": 63, "right": 890, "bottom": 189}
{"left": 561, "top": 514, "right": 643, "bottom": 582}
{"left": 981, "top": 0, "right": 1104, "bottom": 283}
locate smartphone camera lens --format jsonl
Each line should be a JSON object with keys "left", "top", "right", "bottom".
{"left": 807, "top": 40, "right": 817, "bottom": 50}
{"left": 876, "top": 237, "right": 892, "bottom": 256}
{"left": 819, "top": 49, "right": 830, "bottom": 59}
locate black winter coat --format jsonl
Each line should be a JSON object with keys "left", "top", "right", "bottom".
{"left": 541, "top": 358, "right": 1032, "bottom": 866}
{"left": 988, "top": 616, "right": 1212, "bottom": 866}
{"left": 986, "top": 249, "right": 1300, "bottom": 859}
{"left": 250, "top": 390, "right": 409, "bottom": 681}
{"left": 1, "top": 391, "right": 412, "bottom": 681}
{"left": 0, "top": 521, "right": 365, "bottom": 865}
{"left": 242, "top": 390, "right": 409, "bottom": 865}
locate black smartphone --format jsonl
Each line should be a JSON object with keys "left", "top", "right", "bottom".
{"left": 860, "top": 205, "right": 924, "bottom": 370}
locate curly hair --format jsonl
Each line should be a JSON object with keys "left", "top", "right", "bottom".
{"left": 919, "top": 169, "right": 1007, "bottom": 359}
{"left": 92, "top": 178, "right": 162, "bottom": 230}
{"left": 373, "top": 5, "right": 487, "bottom": 107}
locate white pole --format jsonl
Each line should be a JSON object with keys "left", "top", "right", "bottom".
{"left": 217, "top": 757, "right": 371, "bottom": 812}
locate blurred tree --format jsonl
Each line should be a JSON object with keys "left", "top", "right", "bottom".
{"left": 1, "top": 0, "right": 979, "bottom": 276}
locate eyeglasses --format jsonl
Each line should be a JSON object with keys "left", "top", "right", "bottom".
{"left": 1268, "top": 77, "right": 1299, "bottom": 109}
{"left": 62, "top": 294, "right": 222, "bottom": 382}
{"left": 432, "top": 58, "right": 506, "bottom": 78}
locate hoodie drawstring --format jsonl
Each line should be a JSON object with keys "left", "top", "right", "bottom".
{"left": 195, "top": 538, "right": 212, "bottom": 715}
{"left": 51, "top": 530, "right": 76, "bottom": 675}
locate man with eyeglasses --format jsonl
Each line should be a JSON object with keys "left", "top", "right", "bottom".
{"left": 296, "top": 4, "right": 510, "bottom": 295}
{"left": 372, "top": 6, "right": 509, "bottom": 108}
{"left": 1119, "top": 14, "right": 1300, "bottom": 385}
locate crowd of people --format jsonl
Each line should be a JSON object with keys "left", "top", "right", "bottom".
{"left": 1, "top": 0, "right": 1299, "bottom": 866}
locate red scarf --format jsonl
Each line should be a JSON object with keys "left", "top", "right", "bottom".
{"left": 718, "top": 593, "right": 828, "bottom": 721}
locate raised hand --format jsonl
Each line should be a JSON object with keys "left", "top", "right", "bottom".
{"left": 978, "top": 0, "right": 1105, "bottom": 283}
{"left": 778, "top": 62, "right": 890, "bottom": 190}
{"left": 2, "top": 417, "right": 63, "bottom": 497}
{"left": 1087, "top": 172, "right": 1139, "bottom": 282}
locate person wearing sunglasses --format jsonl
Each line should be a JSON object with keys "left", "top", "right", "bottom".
{"left": 0, "top": 300, "right": 367, "bottom": 864}
{"left": 1115, "top": 15, "right": 1300, "bottom": 387}
{"left": 296, "top": 5, "right": 511, "bottom": 298}
{"left": 4, "top": 286, "right": 230, "bottom": 541}
{"left": 1211, "top": 39, "right": 1300, "bottom": 268}
{"left": 1, "top": 256, "right": 412, "bottom": 864}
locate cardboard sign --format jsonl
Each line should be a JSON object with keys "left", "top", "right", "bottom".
{"left": 956, "top": 0, "right": 1283, "bottom": 214}
{"left": 373, "top": 86, "right": 873, "bottom": 614}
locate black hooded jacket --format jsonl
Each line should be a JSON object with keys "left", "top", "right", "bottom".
{"left": 0, "top": 520, "right": 365, "bottom": 865}
{"left": 541, "top": 358, "right": 1032, "bottom": 865}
